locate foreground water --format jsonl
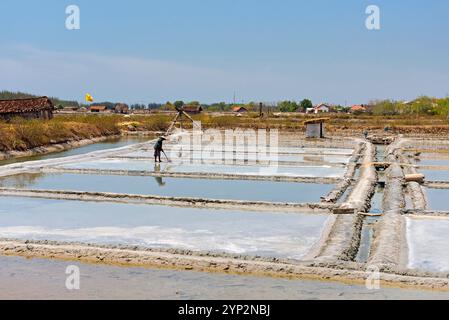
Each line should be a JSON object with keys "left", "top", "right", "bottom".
{"left": 0, "top": 197, "right": 329, "bottom": 260}
{"left": 1, "top": 256, "right": 448, "bottom": 300}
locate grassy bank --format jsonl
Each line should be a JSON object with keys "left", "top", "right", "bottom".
{"left": 0, "top": 114, "right": 171, "bottom": 152}
{"left": 1, "top": 113, "right": 449, "bottom": 152}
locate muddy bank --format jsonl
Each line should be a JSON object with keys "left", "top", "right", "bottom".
{"left": 0, "top": 187, "right": 336, "bottom": 214}
{"left": 368, "top": 164, "right": 407, "bottom": 269}
{"left": 322, "top": 141, "right": 363, "bottom": 203}
{"left": 396, "top": 149, "right": 427, "bottom": 210}
{"left": 313, "top": 214, "right": 364, "bottom": 262}
{"left": 341, "top": 141, "right": 377, "bottom": 212}
{"left": 424, "top": 181, "right": 449, "bottom": 189}
{"left": 405, "top": 211, "right": 449, "bottom": 218}
{"left": 313, "top": 141, "right": 376, "bottom": 263}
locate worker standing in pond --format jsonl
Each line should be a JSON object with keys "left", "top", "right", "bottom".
{"left": 154, "top": 136, "right": 166, "bottom": 162}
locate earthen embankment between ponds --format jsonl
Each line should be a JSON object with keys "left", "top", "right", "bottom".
{"left": 313, "top": 140, "right": 377, "bottom": 262}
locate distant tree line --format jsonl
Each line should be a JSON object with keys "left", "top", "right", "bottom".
{"left": 369, "top": 96, "right": 449, "bottom": 116}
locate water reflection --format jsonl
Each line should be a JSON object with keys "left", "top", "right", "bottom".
{"left": 154, "top": 176, "right": 166, "bottom": 187}
{"left": 0, "top": 172, "right": 45, "bottom": 189}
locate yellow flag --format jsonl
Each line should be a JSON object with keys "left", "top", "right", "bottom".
{"left": 85, "top": 93, "right": 94, "bottom": 102}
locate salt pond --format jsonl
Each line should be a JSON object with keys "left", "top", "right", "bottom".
{"left": 419, "top": 169, "right": 449, "bottom": 181}
{"left": 56, "top": 158, "right": 346, "bottom": 178}
{"left": 0, "top": 173, "right": 334, "bottom": 203}
{"left": 406, "top": 217, "right": 449, "bottom": 272}
{"left": 121, "top": 150, "right": 351, "bottom": 164}
{"left": 0, "top": 197, "right": 330, "bottom": 260}
{"left": 408, "top": 153, "right": 449, "bottom": 167}
{"left": 424, "top": 188, "right": 449, "bottom": 211}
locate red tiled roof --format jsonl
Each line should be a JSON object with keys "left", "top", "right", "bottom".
{"left": 90, "top": 105, "right": 107, "bottom": 111}
{"left": 232, "top": 106, "right": 247, "bottom": 112}
{"left": 0, "top": 96, "right": 54, "bottom": 114}
{"left": 183, "top": 105, "right": 203, "bottom": 112}
{"left": 351, "top": 105, "right": 366, "bottom": 111}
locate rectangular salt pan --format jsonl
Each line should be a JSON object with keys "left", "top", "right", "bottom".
{"left": 406, "top": 217, "right": 449, "bottom": 273}
{"left": 119, "top": 151, "right": 351, "bottom": 164}
{"left": 424, "top": 188, "right": 449, "bottom": 211}
{"left": 0, "top": 173, "right": 334, "bottom": 203}
{"left": 56, "top": 159, "right": 346, "bottom": 178}
{"left": 418, "top": 169, "right": 449, "bottom": 181}
{"left": 0, "top": 197, "right": 330, "bottom": 260}
{"left": 160, "top": 145, "right": 354, "bottom": 155}
{"left": 410, "top": 154, "right": 449, "bottom": 167}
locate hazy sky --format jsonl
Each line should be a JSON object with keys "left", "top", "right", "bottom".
{"left": 0, "top": 0, "right": 448, "bottom": 104}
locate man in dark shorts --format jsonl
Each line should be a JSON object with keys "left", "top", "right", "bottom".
{"left": 154, "top": 136, "right": 166, "bottom": 162}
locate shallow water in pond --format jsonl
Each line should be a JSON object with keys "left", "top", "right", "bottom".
{"left": 0, "top": 197, "right": 329, "bottom": 260}
{"left": 355, "top": 184, "right": 383, "bottom": 263}
{"left": 424, "top": 188, "right": 449, "bottom": 211}
{"left": 162, "top": 145, "right": 354, "bottom": 156}
{"left": 0, "top": 136, "right": 152, "bottom": 167}
{"left": 56, "top": 159, "right": 346, "bottom": 178}
{"left": 406, "top": 216, "right": 449, "bottom": 273}
{"left": 2, "top": 255, "right": 448, "bottom": 300}
{"left": 419, "top": 169, "right": 449, "bottom": 181}
{"left": 0, "top": 173, "right": 334, "bottom": 203}
{"left": 356, "top": 216, "right": 379, "bottom": 263}
{"left": 409, "top": 153, "right": 449, "bottom": 167}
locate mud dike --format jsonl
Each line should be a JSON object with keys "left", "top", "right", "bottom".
{"left": 0, "top": 131, "right": 449, "bottom": 290}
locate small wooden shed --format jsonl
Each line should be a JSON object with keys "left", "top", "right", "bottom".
{"left": 304, "top": 118, "right": 329, "bottom": 138}
{"left": 232, "top": 106, "right": 248, "bottom": 113}
{"left": 115, "top": 103, "right": 129, "bottom": 114}
{"left": 90, "top": 105, "right": 107, "bottom": 113}
{"left": 0, "top": 96, "right": 54, "bottom": 120}
{"left": 182, "top": 105, "right": 203, "bottom": 114}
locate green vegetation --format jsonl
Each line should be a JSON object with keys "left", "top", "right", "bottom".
{"left": 174, "top": 101, "right": 185, "bottom": 109}
{"left": 278, "top": 101, "right": 298, "bottom": 112}
{"left": 370, "top": 96, "right": 449, "bottom": 116}
{"left": 300, "top": 99, "right": 313, "bottom": 111}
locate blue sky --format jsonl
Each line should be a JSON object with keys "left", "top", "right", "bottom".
{"left": 0, "top": 0, "right": 448, "bottom": 104}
